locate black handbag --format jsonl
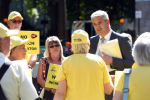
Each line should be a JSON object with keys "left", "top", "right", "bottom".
{"left": 0, "top": 62, "right": 11, "bottom": 100}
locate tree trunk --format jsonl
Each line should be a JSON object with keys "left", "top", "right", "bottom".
{"left": 58, "top": 0, "right": 68, "bottom": 42}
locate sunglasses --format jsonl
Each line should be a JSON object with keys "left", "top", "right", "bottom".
{"left": 49, "top": 44, "right": 60, "bottom": 48}
{"left": 10, "top": 20, "right": 22, "bottom": 24}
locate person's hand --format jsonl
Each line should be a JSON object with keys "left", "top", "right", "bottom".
{"left": 52, "top": 89, "right": 56, "bottom": 94}
{"left": 44, "top": 87, "right": 51, "bottom": 91}
{"left": 101, "top": 52, "right": 113, "bottom": 65}
{"left": 110, "top": 75, "right": 115, "bottom": 84}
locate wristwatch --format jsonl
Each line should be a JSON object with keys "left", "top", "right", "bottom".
{"left": 50, "top": 88, "right": 53, "bottom": 92}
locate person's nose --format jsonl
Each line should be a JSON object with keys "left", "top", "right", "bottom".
{"left": 25, "top": 48, "right": 27, "bottom": 52}
{"left": 96, "top": 24, "right": 100, "bottom": 28}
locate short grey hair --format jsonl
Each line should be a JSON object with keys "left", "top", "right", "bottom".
{"left": 71, "top": 43, "right": 89, "bottom": 54}
{"left": 90, "top": 10, "right": 109, "bottom": 20}
{"left": 132, "top": 32, "right": 150, "bottom": 66}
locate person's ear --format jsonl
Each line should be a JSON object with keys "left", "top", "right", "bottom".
{"left": 7, "top": 21, "right": 10, "bottom": 26}
{"left": 106, "top": 19, "right": 110, "bottom": 25}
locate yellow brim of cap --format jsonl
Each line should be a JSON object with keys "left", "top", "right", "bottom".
{"left": 6, "top": 30, "right": 19, "bottom": 37}
{"left": 11, "top": 38, "right": 30, "bottom": 49}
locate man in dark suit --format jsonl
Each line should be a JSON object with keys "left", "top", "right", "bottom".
{"left": 89, "top": 10, "right": 134, "bottom": 100}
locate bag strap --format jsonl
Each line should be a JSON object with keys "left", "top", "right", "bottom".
{"left": 123, "top": 68, "right": 132, "bottom": 100}
{"left": 0, "top": 62, "right": 11, "bottom": 81}
{"left": 42, "top": 58, "right": 46, "bottom": 79}
{"left": 0, "top": 62, "right": 11, "bottom": 100}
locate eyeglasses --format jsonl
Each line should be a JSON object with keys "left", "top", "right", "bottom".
{"left": 10, "top": 20, "right": 22, "bottom": 24}
{"left": 49, "top": 44, "right": 60, "bottom": 48}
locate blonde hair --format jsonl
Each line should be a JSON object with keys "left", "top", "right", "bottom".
{"left": 72, "top": 43, "right": 89, "bottom": 54}
{"left": 44, "top": 36, "right": 64, "bottom": 62}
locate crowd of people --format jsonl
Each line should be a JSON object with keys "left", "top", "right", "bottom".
{"left": 0, "top": 9, "right": 150, "bottom": 100}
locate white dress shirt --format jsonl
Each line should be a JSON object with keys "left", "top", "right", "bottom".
{"left": 96, "top": 30, "right": 112, "bottom": 56}
{"left": 0, "top": 52, "right": 38, "bottom": 100}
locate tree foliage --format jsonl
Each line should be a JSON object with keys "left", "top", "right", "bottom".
{"left": 66, "top": 0, "right": 135, "bottom": 26}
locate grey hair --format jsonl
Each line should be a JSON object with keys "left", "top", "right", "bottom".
{"left": 71, "top": 43, "right": 89, "bottom": 54}
{"left": 122, "top": 33, "right": 132, "bottom": 44}
{"left": 132, "top": 32, "right": 150, "bottom": 66}
{"left": 44, "top": 36, "right": 64, "bottom": 62}
{"left": 90, "top": 10, "right": 109, "bottom": 20}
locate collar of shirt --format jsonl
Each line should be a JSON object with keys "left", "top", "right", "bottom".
{"left": 96, "top": 30, "right": 112, "bottom": 55}
{"left": 99, "top": 29, "right": 112, "bottom": 43}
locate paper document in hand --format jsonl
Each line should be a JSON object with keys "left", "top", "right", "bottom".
{"left": 45, "top": 64, "right": 60, "bottom": 89}
{"left": 98, "top": 39, "right": 122, "bottom": 72}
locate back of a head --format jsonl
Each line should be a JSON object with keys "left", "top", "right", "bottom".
{"left": 90, "top": 10, "right": 109, "bottom": 20}
{"left": 71, "top": 30, "right": 90, "bottom": 54}
{"left": 132, "top": 32, "right": 150, "bottom": 66}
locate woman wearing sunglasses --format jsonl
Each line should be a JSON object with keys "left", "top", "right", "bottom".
{"left": 37, "top": 36, "right": 65, "bottom": 100}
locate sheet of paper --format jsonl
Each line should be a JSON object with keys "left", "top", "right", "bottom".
{"left": 113, "top": 71, "right": 123, "bottom": 94}
{"left": 98, "top": 39, "right": 122, "bottom": 72}
{"left": 114, "top": 71, "right": 123, "bottom": 87}
{"left": 45, "top": 64, "right": 61, "bottom": 89}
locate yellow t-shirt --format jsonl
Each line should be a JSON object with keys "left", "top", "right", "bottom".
{"left": 56, "top": 53, "right": 110, "bottom": 100}
{"left": 115, "top": 66, "right": 150, "bottom": 100}
{"left": 132, "top": 63, "right": 138, "bottom": 68}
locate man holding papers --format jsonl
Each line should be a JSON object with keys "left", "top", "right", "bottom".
{"left": 54, "top": 30, "right": 113, "bottom": 100}
{"left": 89, "top": 10, "right": 134, "bottom": 100}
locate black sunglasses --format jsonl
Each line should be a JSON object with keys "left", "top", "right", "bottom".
{"left": 49, "top": 44, "right": 60, "bottom": 48}
{"left": 10, "top": 20, "right": 22, "bottom": 24}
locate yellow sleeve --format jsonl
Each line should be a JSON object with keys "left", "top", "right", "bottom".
{"left": 115, "top": 72, "right": 125, "bottom": 92}
{"left": 132, "top": 63, "right": 138, "bottom": 68}
{"left": 55, "top": 60, "right": 67, "bottom": 81}
{"left": 101, "top": 59, "right": 111, "bottom": 83}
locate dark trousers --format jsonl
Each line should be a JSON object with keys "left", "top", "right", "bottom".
{"left": 105, "top": 91, "right": 113, "bottom": 100}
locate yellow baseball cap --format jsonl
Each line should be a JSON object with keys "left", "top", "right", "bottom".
{"left": 71, "top": 30, "right": 89, "bottom": 44}
{"left": 8, "top": 11, "right": 23, "bottom": 20}
{"left": 10, "top": 36, "right": 30, "bottom": 49}
{"left": 0, "top": 23, "right": 19, "bottom": 38}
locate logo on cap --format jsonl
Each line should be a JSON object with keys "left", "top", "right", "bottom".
{"left": 74, "top": 39, "right": 82, "bottom": 42}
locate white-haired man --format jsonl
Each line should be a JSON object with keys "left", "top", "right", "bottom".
{"left": 0, "top": 23, "right": 38, "bottom": 100}
{"left": 89, "top": 10, "right": 134, "bottom": 100}
{"left": 54, "top": 30, "right": 113, "bottom": 100}
{"left": 113, "top": 32, "right": 150, "bottom": 100}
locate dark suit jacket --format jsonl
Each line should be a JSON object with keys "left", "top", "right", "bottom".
{"left": 89, "top": 31, "right": 134, "bottom": 74}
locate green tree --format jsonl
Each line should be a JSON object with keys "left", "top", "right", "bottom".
{"left": 66, "top": 0, "right": 135, "bottom": 26}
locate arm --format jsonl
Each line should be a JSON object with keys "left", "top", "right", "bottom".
{"left": 28, "top": 54, "right": 37, "bottom": 69}
{"left": 113, "top": 91, "right": 123, "bottom": 100}
{"left": 112, "top": 36, "right": 134, "bottom": 70}
{"left": 54, "top": 79, "right": 67, "bottom": 100}
{"left": 37, "top": 58, "right": 50, "bottom": 91}
{"left": 104, "top": 81, "right": 114, "bottom": 95}
{"left": 102, "top": 37, "right": 134, "bottom": 70}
